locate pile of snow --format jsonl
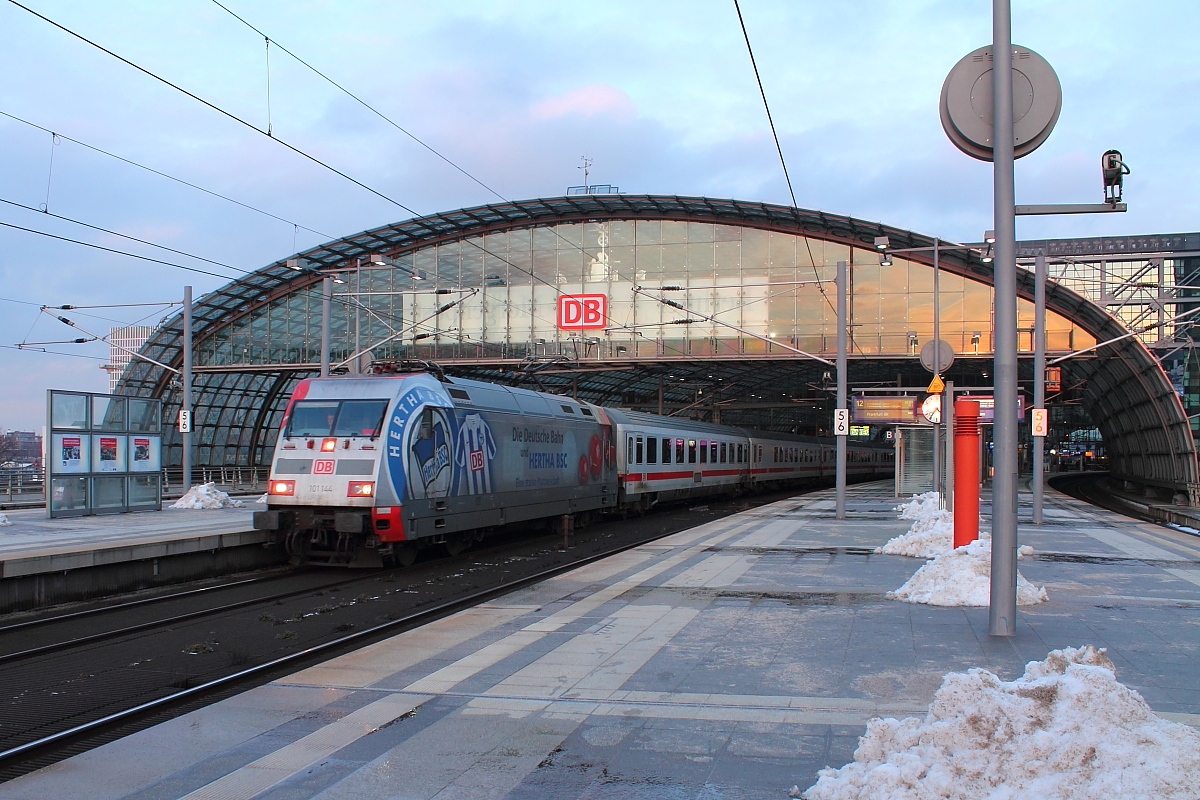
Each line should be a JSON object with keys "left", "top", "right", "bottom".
{"left": 0, "top": 513, "right": 12, "bottom": 527}
{"left": 888, "top": 537, "right": 1046, "bottom": 607}
{"left": 169, "top": 483, "right": 245, "bottom": 509}
{"left": 800, "top": 646, "right": 1200, "bottom": 800}
{"left": 256, "top": 493, "right": 268, "bottom": 504}
{"left": 876, "top": 492, "right": 953, "bottom": 558}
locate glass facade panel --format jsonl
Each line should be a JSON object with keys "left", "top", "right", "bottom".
{"left": 129, "top": 475, "right": 160, "bottom": 506}
{"left": 93, "top": 396, "right": 126, "bottom": 430}
{"left": 51, "top": 477, "right": 88, "bottom": 511}
{"left": 53, "top": 394, "right": 88, "bottom": 429}
{"left": 93, "top": 476, "right": 125, "bottom": 508}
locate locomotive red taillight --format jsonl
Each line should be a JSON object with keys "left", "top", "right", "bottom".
{"left": 347, "top": 481, "right": 374, "bottom": 497}
{"left": 320, "top": 438, "right": 337, "bottom": 452}
{"left": 269, "top": 480, "right": 295, "bottom": 496}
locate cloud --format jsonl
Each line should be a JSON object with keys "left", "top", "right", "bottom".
{"left": 531, "top": 83, "right": 636, "bottom": 121}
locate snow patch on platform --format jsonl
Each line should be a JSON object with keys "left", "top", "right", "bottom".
{"left": 170, "top": 483, "right": 245, "bottom": 509}
{"left": 876, "top": 492, "right": 953, "bottom": 558}
{"left": 888, "top": 537, "right": 1046, "bottom": 607}
{"left": 801, "top": 646, "right": 1200, "bottom": 800}
{"left": 0, "top": 513, "right": 11, "bottom": 526}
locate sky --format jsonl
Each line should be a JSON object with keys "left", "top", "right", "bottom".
{"left": 1, "top": 0, "right": 1196, "bottom": 431}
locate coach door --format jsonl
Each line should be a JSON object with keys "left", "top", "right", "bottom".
{"left": 625, "top": 431, "right": 646, "bottom": 477}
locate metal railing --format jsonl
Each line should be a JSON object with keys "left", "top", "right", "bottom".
{"left": 161, "top": 466, "right": 270, "bottom": 493}
{"left": 0, "top": 471, "right": 44, "bottom": 501}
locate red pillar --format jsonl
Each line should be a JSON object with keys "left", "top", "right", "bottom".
{"left": 954, "top": 399, "right": 981, "bottom": 548}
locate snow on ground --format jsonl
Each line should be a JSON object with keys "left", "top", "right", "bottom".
{"left": 888, "top": 537, "right": 1047, "bottom": 606}
{"left": 1167, "top": 522, "right": 1200, "bottom": 536}
{"left": 256, "top": 493, "right": 268, "bottom": 504}
{"left": 169, "top": 483, "right": 245, "bottom": 509}
{"left": 0, "top": 513, "right": 11, "bottom": 526}
{"left": 799, "top": 646, "right": 1200, "bottom": 800}
{"left": 876, "top": 492, "right": 953, "bottom": 558}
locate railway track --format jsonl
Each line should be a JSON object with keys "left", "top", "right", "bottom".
{"left": 0, "top": 486, "right": 823, "bottom": 782}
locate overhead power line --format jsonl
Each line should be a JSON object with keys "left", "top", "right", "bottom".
{"left": 3, "top": 1, "right": 564, "bottom": 306}
{"left": 5, "top": 0, "right": 418, "bottom": 215}
{"left": 210, "top": 0, "right": 506, "bottom": 203}
{"left": 0, "top": 220, "right": 235, "bottom": 280}
{"left": 0, "top": 110, "right": 332, "bottom": 239}
{"left": 0, "top": 197, "right": 247, "bottom": 275}
{"left": 732, "top": 0, "right": 797, "bottom": 208}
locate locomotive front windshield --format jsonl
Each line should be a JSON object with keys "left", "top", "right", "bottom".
{"left": 287, "top": 400, "right": 388, "bottom": 438}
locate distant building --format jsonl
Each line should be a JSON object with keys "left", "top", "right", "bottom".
{"left": 102, "top": 326, "right": 154, "bottom": 392}
{"left": 0, "top": 430, "right": 43, "bottom": 469}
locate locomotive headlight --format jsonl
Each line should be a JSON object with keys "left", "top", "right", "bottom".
{"left": 269, "top": 480, "right": 295, "bottom": 496}
{"left": 347, "top": 481, "right": 374, "bottom": 497}
{"left": 320, "top": 438, "right": 338, "bottom": 452}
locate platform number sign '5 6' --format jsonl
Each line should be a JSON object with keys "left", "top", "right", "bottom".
{"left": 557, "top": 294, "right": 607, "bottom": 329}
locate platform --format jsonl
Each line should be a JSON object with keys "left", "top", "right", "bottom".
{"left": 0, "top": 505, "right": 272, "bottom": 611}
{"left": 3, "top": 480, "right": 1199, "bottom": 799}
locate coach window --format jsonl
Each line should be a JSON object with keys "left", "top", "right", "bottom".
{"left": 709, "top": 442, "right": 717, "bottom": 462}
{"left": 627, "top": 436, "right": 634, "bottom": 464}
{"left": 719, "top": 442, "right": 727, "bottom": 463}
{"left": 676, "top": 438, "right": 685, "bottom": 462}
{"left": 699, "top": 441, "right": 708, "bottom": 463}
{"left": 647, "top": 437, "right": 657, "bottom": 464}
{"left": 662, "top": 438, "right": 671, "bottom": 463}
{"left": 636, "top": 436, "right": 644, "bottom": 464}
{"left": 739, "top": 444, "right": 745, "bottom": 462}
{"left": 688, "top": 439, "right": 697, "bottom": 463}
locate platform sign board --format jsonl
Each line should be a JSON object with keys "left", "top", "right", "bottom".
{"left": 1031, "top": 408, "right": 1048, "bottom": 438}
{"left": 850, "top": 396, "right": 920, "bottom": 424}
{"left": 833, "top": 408, "right": 850, "bottom": 436}
{"left": 959, "top": 394, "right": 1026, "bottom": 423}
{"left": 46, "top": 389, "right": 162, "bottom": 518}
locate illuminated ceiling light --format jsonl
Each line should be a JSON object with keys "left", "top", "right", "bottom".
{"left": 285, "top": 258, "right": 304, "bottom": 271}
{"left": 874, "top": 236, "right": 890, "bottom": 250}
{"left": 879, "top": 252, "right": 893, "bottom": 267}
{"left": 983, "top": 230, "right": 997, "bottom": 244}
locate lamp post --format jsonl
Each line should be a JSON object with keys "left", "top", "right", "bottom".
{"left": 320, "top": 276, "right": 331, "bottom": 377}
{"left": 990, "top": 0, "right": 1020, "bottom": 637}
{"left": 1032, "top": 254, "right": 1047, "bottom": 524}
{"left": 836, "top": 260, "right": 848, "bottom": 519}
{"left": 181, "top": 285, "right": 193, "bottom": 492}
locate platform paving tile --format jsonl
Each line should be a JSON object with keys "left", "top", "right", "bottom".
{"left": 6, "top": 480, "right": 1200, "bottom": 800}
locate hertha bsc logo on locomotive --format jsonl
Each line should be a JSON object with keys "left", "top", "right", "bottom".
{"left": 385, "top": 385, "right": 454, "bottom": 501}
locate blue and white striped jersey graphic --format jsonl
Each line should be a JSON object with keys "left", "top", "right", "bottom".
{"left": 455, "top": 413, "right": 497, "bottom": 494}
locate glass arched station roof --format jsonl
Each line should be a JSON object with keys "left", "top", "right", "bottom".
{"left": 117, "top": 194, "right": 1195, "bottom": 496}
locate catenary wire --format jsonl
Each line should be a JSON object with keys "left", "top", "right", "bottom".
{"left": 0, "top": 110, "right": 332, "bottom": 239}
{"left": 210, "top": 0, "right": 507, "bottom": 203}
{"left": 0, "top": 198, "right": 247, "bottom": 274}
{"left": 733, "top": 0, "right": 796, "bottom": 208}
{"left": 2, "top": 343, "right": 107, "bottom": 360}
{"left": 0, "top": 220, "right": 237, "bottom": 280}
{"left": 2, "top": 5, "right": 565, "bottom": 306}
{"left": 5, "top": 0, "right": 418, "bottom": 215}
{"left": 731, "top": 0, "right": 847, "bottom": 336}
{"left": 207, "top": 1, "right": 642, "bottom": 292}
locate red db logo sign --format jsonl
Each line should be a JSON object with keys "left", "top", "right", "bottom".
{"left": 557, "top": 294, "right": 607, "bottom": 329}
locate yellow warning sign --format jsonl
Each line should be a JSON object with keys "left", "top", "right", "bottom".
{"left": 927, "top": 375, "right": 945, "bottom": 394}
